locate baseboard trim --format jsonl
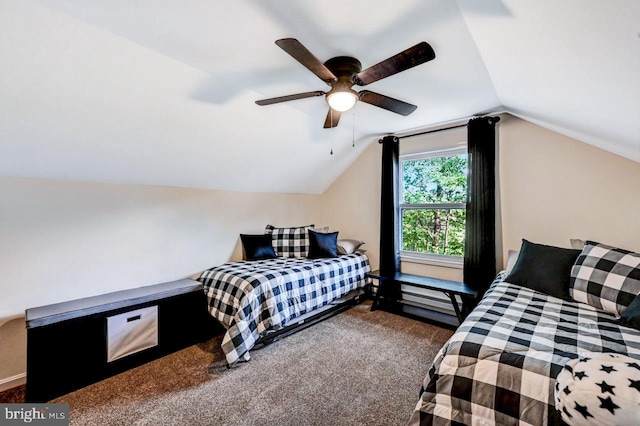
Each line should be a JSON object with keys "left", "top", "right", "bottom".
{"left": 0, "top": 373, "right": 26, "bottom": 392}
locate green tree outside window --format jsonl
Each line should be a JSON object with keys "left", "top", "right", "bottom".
{"left": 401, "top": 153, "right": 467, "bottom": 257}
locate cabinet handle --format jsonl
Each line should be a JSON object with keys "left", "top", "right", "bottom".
{"left": 127, "top": 315, "right": 141, "bottom": 322}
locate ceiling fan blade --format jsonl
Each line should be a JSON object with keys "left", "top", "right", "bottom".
{"left": 323, "top": 109, "right": 341, "bottom": 128}
{"left": 255, "top": 91, "right": 325, "bottom": 106}
{"left": 358, "top": 90, "right": 417, "bottom": 116}
{"left": 354, "top": 42, "right": 435, "bottom": 86}
{"left": 275, "top": 38, "right": 338, "bottom": 84}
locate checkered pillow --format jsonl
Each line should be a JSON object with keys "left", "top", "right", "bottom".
{"left": 264, "top": 224, "right": 314, "bottom": 258}
{"left": 570, "top": 241, "right": 640, "bottom": 316}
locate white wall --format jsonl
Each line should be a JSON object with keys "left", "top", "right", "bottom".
{"left": 0, "top": 177, "right": 322, "bottom": 320}
{"left": 320, "top": 141, "right": 382, "bottom": 270}
{"left": 499, "top": 115, "right": 640, "bottom": 255}
{"left": 0, "top": 177, "right": 322, "bottom": 388}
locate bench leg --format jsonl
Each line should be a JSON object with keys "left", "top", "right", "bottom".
{"left": 371, "top": 277, "right": 383, "bottom": 311}
{"left": 371, "top": 277, "right": 400, "bottom": 312}
{"left": 445, "top": 291, "right": 464, "bottom": 324}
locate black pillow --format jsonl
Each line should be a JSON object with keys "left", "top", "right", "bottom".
{"left": 240, "top": 234, "right": 277, "bottom": 261}
{"left": 307, "top": 229, "right": 339, "bottom": 259}
{"left": 504, "top": 239, "right": 582, "bottom": 300}
{"left": 620, "top": 294, "right": 640, "bottom": 331}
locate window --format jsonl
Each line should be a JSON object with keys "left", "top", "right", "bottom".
{"left": 400, "top": 148, "right": 467, "bottom": 266}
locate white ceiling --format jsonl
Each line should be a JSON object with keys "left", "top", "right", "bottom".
{"left": 0, "top": 0, "right": 638, "bottom": 194}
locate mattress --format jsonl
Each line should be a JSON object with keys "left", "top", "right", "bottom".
{"left": 197, "top": 253, "right": 371, "bottom": 366}
{"left": 409, "top": 272, "right": 640, "bottom": 425}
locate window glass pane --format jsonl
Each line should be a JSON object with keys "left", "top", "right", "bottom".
{"left": 401, "top": 209, "right": 466, "bottom": 256}
{"left": 402, "top": 154, "right": 468, "bottom": 204}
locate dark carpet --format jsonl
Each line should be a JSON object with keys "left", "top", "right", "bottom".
{"left": 43, "top": 301, "right": 453, "bottom": 425}
{"left": 0, "top": 384, "right": 25, "bottom": 403}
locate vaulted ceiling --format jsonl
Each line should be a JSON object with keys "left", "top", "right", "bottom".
{"left": 1, "top": 0, "right": 638, "bottom": 194}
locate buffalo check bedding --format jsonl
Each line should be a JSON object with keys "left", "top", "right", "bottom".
{"left": 197, "top": 253, "right": 371, "bottom": 366}
{"left": 409, "top": 272, "right": 640, "bottom": 426}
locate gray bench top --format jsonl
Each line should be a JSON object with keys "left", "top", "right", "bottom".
{"left": 25, "top": 279, "right": 203, "bottom": 329}
{"left": 366, "top": 270, "right": 478, "bottom": 297}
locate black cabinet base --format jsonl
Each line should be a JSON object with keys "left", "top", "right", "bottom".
{"left": 26, "top": 284, "right": 222, "bottom": 402}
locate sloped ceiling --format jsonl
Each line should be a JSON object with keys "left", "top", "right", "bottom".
{"left": 0, "top": 0, "right": 637, "bottom": 194}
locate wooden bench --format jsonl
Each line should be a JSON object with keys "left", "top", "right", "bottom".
{"left": 366, "top": 270, "right": 478, "bottom": 324}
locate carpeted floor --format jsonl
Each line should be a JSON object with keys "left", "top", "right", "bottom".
{"left": 0, "top": 384, "right": 25, "bottom": 403}
{"left": 31, "top": 302, "right": 452, "bottom": 425}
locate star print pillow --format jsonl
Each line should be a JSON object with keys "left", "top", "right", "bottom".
{"left": 554, "top": 353, "right": 640, "bottom": 425}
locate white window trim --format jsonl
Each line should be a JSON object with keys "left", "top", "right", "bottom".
{"left": 400, "top": 251, "right": 464, "bottom": 268}
{"left": 400, "top": 146, "right": 467, "bottom": 162}
{"left": 399, "top": 146, "right": 467, "bottom": 268}
{"left": 400, "top": 202, "right": 466, "bottom": 210}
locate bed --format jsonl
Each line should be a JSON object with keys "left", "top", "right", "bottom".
{"left": 409, "top": 239, "right": 640, "bottom": 425}
{"left": 197, "top": 224, "right": 371, "bottom": 366}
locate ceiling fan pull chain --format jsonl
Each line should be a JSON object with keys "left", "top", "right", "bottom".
{"left": 352, "top": 106, "right": 356, "bottom": 148}
{"left": 330, "top": 110, "right": 334, "bottom": 155}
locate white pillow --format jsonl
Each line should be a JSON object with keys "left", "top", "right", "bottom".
{"left": 337, "top": 239, "right": 365, "bottom": 255}
{"left": 570, "top": 238, "right": 586, "bottom": 250}
{"left": 504, "top": 249, "right": 520, "bottom": 274}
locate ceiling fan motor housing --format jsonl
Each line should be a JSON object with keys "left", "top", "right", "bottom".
{"left": 323, "top": 56, "right": 363, "bottom": 81}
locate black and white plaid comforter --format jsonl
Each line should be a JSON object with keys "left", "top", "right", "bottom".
{"left": 197, "top": 253, "right": 371, "bottom": 366}
{"left": 409, "top": 272, "right": 640, "bottom": 426}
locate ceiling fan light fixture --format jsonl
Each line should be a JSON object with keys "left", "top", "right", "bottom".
{"left": 326, "top": 90, "right": 358, "bottom": 112}
{"left": 256, "top": 39, "right": 435, "bottom": 127}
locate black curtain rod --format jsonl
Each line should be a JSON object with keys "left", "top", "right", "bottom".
{"left": 398, "top": 123, "right": 467, "bottom": 140}
{"left": 379, "top": 115, "right": 501, "bottom": 143}
{"left": 378, "top": 123, "right": 465, "bottom": 143}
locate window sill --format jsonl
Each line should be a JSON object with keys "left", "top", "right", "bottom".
{"left": 400, "top": 252, "right": 463, "bottom": 269}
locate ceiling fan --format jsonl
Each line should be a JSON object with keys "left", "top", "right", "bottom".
{"left": 255, "top": 38, "right": 436, "bottom": 128}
